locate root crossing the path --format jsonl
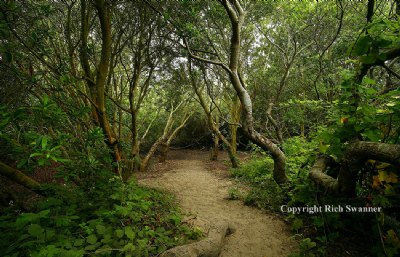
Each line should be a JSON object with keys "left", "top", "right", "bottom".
{"left": 138, "top": 150, "right": 296, "bottom": 257}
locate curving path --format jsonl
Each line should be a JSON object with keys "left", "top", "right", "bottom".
{"left": 138, "top": 150, "right": 296, "bottom": 257}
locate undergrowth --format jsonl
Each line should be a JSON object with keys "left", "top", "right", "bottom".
{"left": 0, "top": 178, "right": 201, "bottom": 257}
{"left": 230, "top": 136, "right": 398, "bottom": 257}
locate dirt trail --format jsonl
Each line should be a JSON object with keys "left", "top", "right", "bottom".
{"left": 138, "top": 150, "right": 296, "bottom": 257}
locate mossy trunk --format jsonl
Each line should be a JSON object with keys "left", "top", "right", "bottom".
{"left": 158, "top": 142, "right": 168, "bottom": 163}
{"left": 0, "top": 161, "right": 42, "bottom": 193}
{"left": 210, "top": 134, "right": 219, "bottom": 161}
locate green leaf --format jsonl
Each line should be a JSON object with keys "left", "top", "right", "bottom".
{"left": 318, "top": 142, "right": 330, "bottom": 154}
{"left": 360, "top": 55, "right": 376, "bottom": 64}
{"left": 55, "top": 216, "right": 71, "bottom": 227}
{"left": 362, "top": 129, "right": 381, "bottom": 142}
{"left": 0, "top": 116, "right": 10, "bottom": 129}
{"left": 101, "top": 234, "right": 112, "bottom": 244}
{"left": 45, "top": 229, "right": 55, "bottom": 240}
{"left": 125, "top": 226, "right": 135, "bottom": 240}
{"left": 291, "top": 218, "right": 303, "bottom": 231}
{"left": 122, "top": 242, "right": 136, "bottom": 253}
{"left": 30, "top": 153, "right": 42, "bottom": 158}
{"left": 376, "top": 38, "right": 392, "bottom": 47}
{"left": 115, "top": 229, "right": 124, "bottom": 238}
{"left": 43, "top": 95, "right": 49, "bottom": 105}
{"left": 55, "top": 158, "right": 69, "bottom": 163}
{"left": 365, "top": 88, "right": 377, "bottom": 95}
{"left": 86, "top": 234, "right": 98, "bottom": 245}
{"left": 300, "top": 238, "right": 317, "bottom": 250}
{"left": 378, "top": 52, "right": 387, "bottom": 61}
{"left": 65, "top": 249, "right": 85, "bottom": 257}
{"left": 96, "top": 224, "right": 106, "bottom": 235}
{"left": 74, "top": 239, "right": 85, "bottom": 247}
{"left": 363, "top": 77, "right": 376, "bottom": 85}
{"left": 50, "top": 145, "right": 61, "bottom": 152}
{"left": 95, "top": 246, "right": 112, "bottom": 254}
{"left": 353, "top": 36, "right": 371, "bottom": 55}
{"left": 38, "top": 209, "right": 50, "bottom": 218}
{"left": 39, "top": 245, "right": 59, "bottom": 257}
{"left": 312, "top": 216, "right": 324, "bottom": 227}
{"left": 16, "top": 158, "right": 28, "bottom": 168}
{"left": 84, "top": 245, "right": 97, "bottom": 251}
{"left": 28, "top": 224, "right": 44, "bottom": 237}
{"left": 16, "top": 213, "right": 39, "bottom": 227}
{"left": 41, "top": 137, "right": 48, "bottom": 149}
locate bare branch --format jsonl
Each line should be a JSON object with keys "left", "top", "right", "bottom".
{"left": 381, "top": 63, "right": 400, "bottom": 80}
{"left": 105, "top": 92, "right": 131, "bottom": 113}
{"left": 141, "top": 109, "right": 160, "bottom": 141}
{"left": 184, "top": 38, "right": 229, "bottom": 69}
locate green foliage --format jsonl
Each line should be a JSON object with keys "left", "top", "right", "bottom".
{"left": 233, "top": 136, "right": 400, "bottom": 256}
{"left": 231, "top": 137, "right": 317, "bottom": 211}
{"left": 0, "top": 179, "right": 201, "bottom": 257}
{"left": 350, "top": 18, "right": 400, "bottom": 63}
{"left": 282, "top": 137, "right": 317, "bottom": 174}
{"left": 230, "top": 156, "right": 285, "bottom": 210}
{"left": 29, "top": 136, "right": 68, "bottom": 166}
{"left": 227, "top": 187, "right": 242, "bottom": 200}
{"left": 231, "top": 135, "right": 398, "bottom": 256}
{"left": 0, "top": 94, "right": 200, "bottom": 257}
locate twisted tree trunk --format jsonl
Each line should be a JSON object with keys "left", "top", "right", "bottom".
{"left": 198, "top": 0, "right": 287, "bottom": 182}
{"left": 309, "top": 142, "right": 400, "bottom": 196}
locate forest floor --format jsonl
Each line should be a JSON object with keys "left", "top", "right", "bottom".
{"left": 137, "top": 149, "right": 297, "bottom": 257}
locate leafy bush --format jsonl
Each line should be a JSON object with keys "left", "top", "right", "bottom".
{"left": 230, "top": 156, "right": 284, "bottom": 210}
{"left": 230, "top": 136, "right": 377, "bottom": 256}
{"left": 282, "top": 136, "right": 318, "bottom": 175}
{"left": 0, "top": 179, "right": 201, "bottom": 257}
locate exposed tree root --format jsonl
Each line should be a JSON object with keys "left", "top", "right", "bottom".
{"left": 160, "top": 221, "right": 235, "bottom": 257}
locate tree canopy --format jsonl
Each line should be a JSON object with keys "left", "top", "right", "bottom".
{"left": 1, "top": 0, "right": 400, "bottom": 256}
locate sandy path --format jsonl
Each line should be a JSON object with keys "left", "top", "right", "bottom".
{"left": 138, "top": 150, "right": 296, "bottom": 257}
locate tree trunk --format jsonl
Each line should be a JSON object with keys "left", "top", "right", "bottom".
{"left": 188, "top": 63, "right": 239, "bottom": 168}
{"left": 158, "top": 142, "right": 168, "bottom": 163}
{"left": 93, "top": 0, "right": 123, "bottom": 164}
{"left": 309, "top": 142, "right": 400, "bottom": 196}
{"left": 308, "top": 157, "right": 338, "bottom": 192}
{"left": 227, "top": 148, "right": 239, "bottom": 168}
{"left": 158, "top": 117, "right": 190, "bottom": 163}
{"left": 140, "top": 139, "right": 163, "bottom": 172}
{"left": 230, "top": 96, "right": 241, "bottom": 155}
{"left": 80, "top": 0, "right": 123, "bottom": 167}
{"left": 0, "top": 161, "right": 42, "bottom": 193}
{"left": 266, "top": 103, "right": 283, "bottom": 143}
{"left": 139, "top": 104, "right": 191, "bottom": 173}
{"left": 210, "top": 134, "right": 219, "bottom": 161}
{"left": 130, "top": 109, "right": 141, "bottom": 172}
{"left": 221, "top": 1, "right": 287, "bottom": 183}
{"left": 184, "top": 0, "right": 286, "bottom": 183}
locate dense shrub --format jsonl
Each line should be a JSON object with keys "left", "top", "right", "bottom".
{"left": 230, "top": 136, "right": 398, "bottom": 256}
{"left": 0, "top": 179, "right": 201, "bottom": 257}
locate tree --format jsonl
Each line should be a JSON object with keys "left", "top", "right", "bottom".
{"left": 187, "top": 61, "right": 239, "bottom": 168}
{"left": 79, "top": 0, "right": 123, "bottom": 166}
{"left": 309, "top": 0, "right": 400, "bottom": 195}
{"left": 140, "top": 103, "right": 192, "bottom": 172}
{"left": 184, "top": 0, "right": 288, "bottom": 183}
